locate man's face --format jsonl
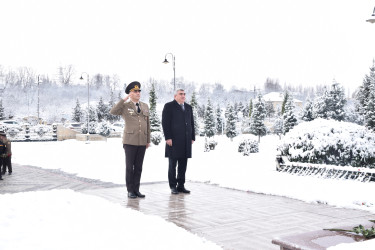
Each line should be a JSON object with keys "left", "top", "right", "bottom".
{"left": 174, "top": 90, "right": 186, "bottom": 104}
{"left": 130, "top": 90, "right": 141, "bottom": 101}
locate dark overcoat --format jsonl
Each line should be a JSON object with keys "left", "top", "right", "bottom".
{"left": 162, "top": 100, "right": 195, "bottom": 159}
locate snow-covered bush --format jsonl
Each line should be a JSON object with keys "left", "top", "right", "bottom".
{"left": 96, "top": 122, "right": 111, "bottom": 136}
{"left": 204, "top": 137, "right": 218, "bottom": 152}
{"left": 33, "top": 125, "right": 49, "bottom": 137}
{"left": 278, "top": 118, "right": 375, "bottom": 168}
{"left": 238, "top": 138, "right": 259, "bottom": 155}
{"left": 81, "top": 122, "right": 97, "bottom": 134}
{"left": 6, "top": 127, "right": 19, "bottom": 137}
{"left": 208, "top": 139, "right": 217, "bottom": 150}
{"left": 151, "top": 131, "right": 162, "bottom": 145}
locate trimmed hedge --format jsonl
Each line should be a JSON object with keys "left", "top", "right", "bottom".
{"left": 278, "top": 119, "right": 375, "bottom": 168}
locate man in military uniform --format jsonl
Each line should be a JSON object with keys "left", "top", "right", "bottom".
{"left": 110, "top": 81, "right": 150, "bottom": 199}
{"left": 0, "top": 131, "right": 11, "bottom": 178}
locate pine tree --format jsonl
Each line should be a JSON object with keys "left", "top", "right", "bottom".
{"left": 365, "top": 83, "right": 375, "bottom": 131}
{"left": 149, "top": 82, "right": 161, "bottom": 132}
{"left": 190, "top": 91, "right": 200, "bottom": 135}
{"left": 312, "top": 83, "right": 347, "bottom": 121}
{"left": 249, "top": 93, "right": 267, "bottom": 142}
{"left": 88, "top": 105, "right": 97, "bottom": 122}
{"left": 97, "top": 97, "right": 108, "bottom": 122}
{"left": 72, "top": 99, "right": 83, "bottom": 123}
{"left": 0, "top": 99, "right": 5, "bottom": 121}
{"left": 197, "top": 104, "right": 205, "bottom": 118}
{"left": 313, "top": 88, "right": 330, "bottom": 119}
{"left": 281, "top": 91, "right": 289, "bottom": 115}
{"left": 273, "top": 116, "right": 283, "bottom": 139}
{"left": 107, "top": 90, "right": 119, "bottom": 123}
{"left": 301, "top": 97, "right": 314, "bottom": 122}
{"left": 225, "top": 103, "right": 231, "bottom": 119}
{"left": 193, "top": 107, "right": 200, "bottom": 136}
{"left": 283, "top": 95, "right": 297, "bottom": 134}
{"left": 190, "top": 91, "right": 198, "bottom": 110}
{"left": 237, "top": 101, "right": 244, "bottom": 120}
{"left": 243, "top": 102, "right": 249, "bottom": 118}
{"left": 356, "top": 62, "right": 375, "bottom": 116}
{"left": 233, "top": 102, "right": 239, "bottom": 121}
{"left": 225, "top": 104, "right": 237, "bottom": 141}
{"left": 249, "top": 99, "right": 253, "bottom": 117}
{"left": 216, "top": 105, "right": 223, "bottom": 135}
{"left": 204, "top": 98, "right": 216, "bottom": 138}
{"left": 327, "top": 82, "right": 346, "bottom": 121}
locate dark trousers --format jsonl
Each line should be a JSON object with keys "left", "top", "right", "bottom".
{"left": 0, "top": 158, "right": 2, "bottom": 179}
{"left": 168, "top": 158, "right": 188, "bottom": 189}
{"left": 123, "top": 144, "right": 146, "bottom": 193}
{"left": 2, "top": 156, "right": 12, "bottom": 174}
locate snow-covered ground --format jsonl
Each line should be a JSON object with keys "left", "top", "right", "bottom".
{"left": 11, "top": 135, "right": 375, "bottom": 213}
{"left": 3, "top": 134, "right": 375, "bottom": 249}
{"left": 0, "top": 189, "right": 220, "bottom": 250}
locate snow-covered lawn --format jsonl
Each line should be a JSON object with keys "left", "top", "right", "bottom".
{"left": 3, "top": 134, "right": 375, "bottom": 249}
{"left": 0, "top": 189, "right": 220, "bottom": 250}
{"left": 11, "top": 135, "right": 375, "bottom": 213}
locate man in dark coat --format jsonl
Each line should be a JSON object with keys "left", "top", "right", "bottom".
{"left": 162, "top": 89, "right": 195, "bottom": 194}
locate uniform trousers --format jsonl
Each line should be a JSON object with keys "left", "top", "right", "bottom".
{"left": 123, "top": 144, "right": 146, "bottom": 193}
{"left": 168, "top": 158, "right": 188, "bottom": 189}
{"left": 2, "top": 156, "right": 12, "bottom": 174}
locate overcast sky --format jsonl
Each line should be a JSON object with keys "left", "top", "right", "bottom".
{"left": 1, "top": 0, "right": 375, "bottom": 93}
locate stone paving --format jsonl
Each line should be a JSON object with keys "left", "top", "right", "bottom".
{"left": 1, "top": 164, "right": 374, "bottom": 250}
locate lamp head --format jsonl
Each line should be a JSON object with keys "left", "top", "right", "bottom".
{"left": 79, "top": 75, "right": 84, "bottom": 80}
{"left": 163, "top": 58, "right": 169, "bottom": 64}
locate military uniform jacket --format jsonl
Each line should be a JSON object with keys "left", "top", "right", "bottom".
{"left": 110, "top": 100, "right": 150, "bottom": 146}
{"left": 0, "top": 138, "right": 11, "bottom": 156}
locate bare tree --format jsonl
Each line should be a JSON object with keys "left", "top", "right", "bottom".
{"left": 58, "top": 64, "right": 75, "bottom": 86}
{"left": 264, "top": 78, "right": 282, "bottom": 93}
{"left": 93, "top": 73, "right": 103, "bottom": 89}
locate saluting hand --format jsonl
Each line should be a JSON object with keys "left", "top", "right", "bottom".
{"left": 123, "top": 95, "right": 130, "bottom": 102}
{"left": 166, "top": 139, "right": 172, "bottom": 146}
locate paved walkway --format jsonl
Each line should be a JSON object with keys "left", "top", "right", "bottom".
{"left": 1, "top": 164, "right": 374, "bottom": 250}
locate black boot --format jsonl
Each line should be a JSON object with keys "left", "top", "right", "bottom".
{"left": 134, "top": 191, "right": 145, "bottom": 198}
{"left": 177, "top": 186, "right": 190, "bottom": 194}
{"left": 171, "top": 187, "right": 179, "bottom": 194}
{"left": 128, "top": 192, "right": 137, "bottom": 199}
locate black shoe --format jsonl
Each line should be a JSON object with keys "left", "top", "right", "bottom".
{"left": 128, "top": 192, "right": 137, "bottom": 199}
{"left": 1, "top": 172, "right": 4, "bottom": 175}
{"left": 177, "top": 187, "right": 190, "bottom": 194}
{"left": 0, "top": 177, "right": 3, "bottom": 180}
{"left": 8, "top": 172, "right": 11, "bottom": 175}
{"left": 171, "top": 187, "right": 179, "bottom": 194}
{"left": 134, "top": 191, "right": 145, "bottom": 198}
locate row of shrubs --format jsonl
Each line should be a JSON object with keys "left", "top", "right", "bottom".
{"left": 278, "top": 119, "right": 375, "bottom": 168}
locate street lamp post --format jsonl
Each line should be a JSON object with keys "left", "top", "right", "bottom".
{"left": 37, "top": 75, "right": 42, "bottom": 124}
{"left": 367, "top": 7, "right": 375, "bottom": 23}
{"left": 163, "top": 53, "right": 176, "bottom": 91}
{"left": 80, "top": 72, "right": 90, "bottom": 143}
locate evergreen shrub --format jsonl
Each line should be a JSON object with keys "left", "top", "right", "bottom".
{"left": 278, "top": 119, "right": 375, "bottom": 168}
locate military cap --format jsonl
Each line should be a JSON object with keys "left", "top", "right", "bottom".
{"left": 0, "top": 131, "right": 6, "bottom": 136}
{"left": 125, "top": 81, "right": 141, "bottom": 94}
